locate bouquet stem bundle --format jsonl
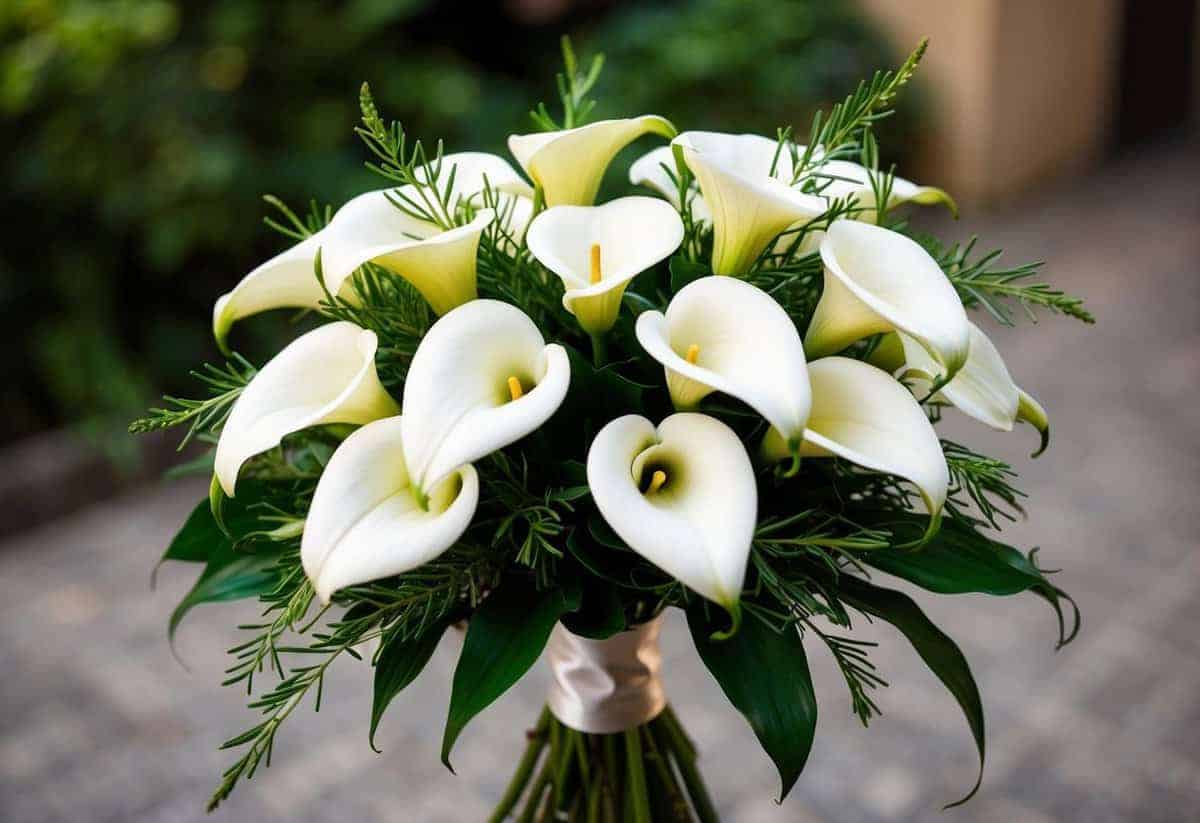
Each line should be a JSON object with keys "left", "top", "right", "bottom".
{"left": 492, "top": 706, "right": 716, "bottom": 823}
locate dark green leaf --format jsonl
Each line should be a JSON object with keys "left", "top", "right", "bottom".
{"left": 560, "top": 577, "right": 626, "bottom": 639}
{"left": 838, "top": 575, "right": 985, "bottom": 808}
{"left": 687, "top": 608, "right": 817, "bottom": 801}
{"left": 161, "top": 500, "right": 224, "bottom": 566}
{"left": 669, "top": 254, "right": 711, "bottom": 293}
{"left": 370, "top": 622, "right": 450, "bottom": 751}
{"left": 168, "top": 543, "right": 281, "bottom": 643}
{"left": 440, "top": 577, "right": 580, "bottom": 769}
{"left": 860, "top": 514, "right": 1079, "bottom": 647}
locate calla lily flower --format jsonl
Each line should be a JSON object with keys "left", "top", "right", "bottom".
{"left": 214, "top": 321, "right": 398, "bottom": 496}
{"left": 212, "top": 189, "right": 494, "bottom": 351}
{"left": 300, "top": 416, "right": 479, "bottom": 603}
{"left": 884, "top": 322, "right": 1050, "bottom": 455}
{"left": 805, "top": 220, "right": 970, "bottom": 381}
{"left": 526, "top": 197, "right": 684, "bottom": 336}
{"left": 588, "top": 413, "right": 756, "bottom": 613}
{"left": 813, "top": 160, "right": 956, "bottom": 222}
{"left": 319, "top": 188, "right": 494, "bottom": 316}
{"left": 508, "top": 115, "right": 676, "bottom": 207}
{"left": 762, "top": 356, "right": 949, "bottom": 521}
{"left": 399, "top": 299, "right": 571, "bottom": 500}
{"left": 671, "top": 131, "right": 826, "bottom": 275}
{"left": 635, "top": 276, "right": 810, "bottom": 455}
{"left": 629, "top": 145, "right": 712, "bottom": 225}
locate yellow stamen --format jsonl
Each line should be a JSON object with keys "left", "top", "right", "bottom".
{"left": 685, "top": 344, "right": 700, "bottom": 364}
{"left": 645, "top": 469, "right": 668, "bottom": 495}
{"left": 589, "top": 243, "right": 602, "bottom": 284}
{"left": 507, "top": 376, "right": 524, "bottom": 401}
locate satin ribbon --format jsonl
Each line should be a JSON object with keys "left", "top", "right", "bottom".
{"left": 545, "top": 616, "right": 666, "bottom": 734}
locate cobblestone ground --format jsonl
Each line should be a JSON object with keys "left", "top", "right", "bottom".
{"left": 2, "top": 141, "right": 1198, "bottom": 823}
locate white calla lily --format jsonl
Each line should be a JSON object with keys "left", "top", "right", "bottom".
{"left": 320, "top": 188, "right": 494, "bottom": 316}
{"left": 671, "top": 131, "right": 826, "bottom": 275}
{"left": 418, "top": 151, "right": 534, "bottom": 208}
{"left": 300, "top": 417, "right": 479, "bottom": 603}
{"left": 212, "top": 189, "right": 494, "bottom": 351}
{"left": 763, "top": 357, "right": 949, "bottom": 522}
{"left": 889, "top": 322, "right": 1049, "bottom": 455}
{"left": 805, "top": 220, "right": 970, "bottom": 380}
{"left": 635, "top": 276, "right": 810, "bottom": 454}
{"left": 212, "top": 232, "right": 325, "bottom": 354}
{"left": 813, "top": 160, "right": 956, "bottom": 223}
{"left": 527, "top": 197, "right": 684, "bottom": 335}
{"left": 214, "top": 321, "right": 398, "bottom": 496}
{"left": 588, "top": 413, "right": 756, "bottom": 614}
{"left": 400, "top": 299, "right": 570, "bottom": 500}
{"left": 629, "top": 145, "right": 712, "bottom": 224}
{"left": 508, "top": 115, "right": 676, "bottom": 207}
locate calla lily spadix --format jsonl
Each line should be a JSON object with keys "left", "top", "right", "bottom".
{"left": 814, "top": 160, "right": 957, "bottom": 223}
{"left": 508, "top": 115, "right": 676, "bottom": 207}
{"left": 762, "top": 356, "right": 949, "bottom": 524}
{"left": 804, "top": 220, "right": 970, "bottom": 381}
{"left": 881, "top": 322, "right": 1050, "bottom": 456}
{"left": 588, "top": 413, "right": 756, "bottom": 619}
{"left": 214, "top": 321, "right": 398, "bottom": 497}
{"left": 629, "top": 145, "right": 712, "bottom": 225}
{"left": 671, "top": 131, "right": 826, "bottom": 275}
{"left": 212, "top": 189, "right": 494, "bottom": 352}
{"left": 526, "top": 196, "right": 684, "bottom": 336}
{"left": 300, "top": 416, "right": 479, "bottom": 604}
{"left": 635, "top": 276, "right": 810, "bottom": 458}
{"left": 399, "top": 299, "right": 571, "bottom": 502}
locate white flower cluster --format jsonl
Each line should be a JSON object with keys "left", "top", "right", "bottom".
{"left": 210, "top": 117, "right": 1047, "bottom": 613}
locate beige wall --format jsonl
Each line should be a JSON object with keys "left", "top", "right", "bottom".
{"left": 860, "top": 0, "right": 1123, "bottom": 205}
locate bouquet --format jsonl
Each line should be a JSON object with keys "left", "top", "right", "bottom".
{"left": 133, "top": 38, "right": 1090, "bottom": 820}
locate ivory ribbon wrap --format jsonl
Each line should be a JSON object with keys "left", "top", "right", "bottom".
{"left": 546, "top": 617, "right": 667, "bottom": 734}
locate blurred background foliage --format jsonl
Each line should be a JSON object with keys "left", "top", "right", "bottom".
{"left": 0, "top": 0, "right": 906, "bottom": 460}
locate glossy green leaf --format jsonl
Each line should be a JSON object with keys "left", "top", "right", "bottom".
{"left": 838, "top": 575, "right": 985, "bottom": 808}
{"left": 168, "top": 543, "right": 281, "bottom": 643}
{"left": 370, "top": 622, "right": 450, "bottom": 751}
{"left": 440, "top": 577, "right": 580, "bottom": 769}
{"left": 687, "top": 608, "right": 817, "bottom": 801}
{"left": 860, "top": 514, "right": 1079, "bottom": 646}
{"left": 669, "top": 254, "right": 711, "bottom": 293}
{"left": 161, "top": 500, "right": 224, "bottom": 566}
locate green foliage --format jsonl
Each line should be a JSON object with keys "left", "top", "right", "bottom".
{"left": 837, "top": 575, "right": 986, "bottom": 809}
{"left": 930, "top": 236, "right": 1095, "bottom": 325}
{"left": 441, "top": 575, "right": 581, "bottom": 769}
{"left": 370, "top": 619, "right": 451, "bottom": 751}
{"left": 128, "top": 355, "right": 255, "bottom": 447}
{"left": 688, "top": 607, "right": 817, "bottom": 802}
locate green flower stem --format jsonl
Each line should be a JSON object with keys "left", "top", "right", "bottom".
{"left": 590, "top": 333, "right": 608, "bottom": 367}
{"left": 491, "top": 705, "right": 718, "bottom": 822}
{"left": 489, "top": 708, "right": 551, "bottom": 823}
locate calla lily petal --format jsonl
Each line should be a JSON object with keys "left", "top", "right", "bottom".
{"left": 509, "top": 115, "right": 676, "bottom": 207}
{"left": 320, "top": 188, "right": 494, "bottom": 316}
{"left": 214, "top": 321, "right": 398, "bottom": 496}
{"left": 418, "top": 151, "right": 534, "bottom": 208}
{"left": 897, "top": 323, "right": 1019, "bottom": 431}
{"left": 765, "top": 357, "right": 948, "bottom": 519}
{"left": 400, "top": 299, "right": 570, "bottom": 497}
{"left": 300, "top": 416, "right": 479, "bottom": 603}
{"left": 629, "top": 145, "right": 712, "bottom": 224}
{"left": 587, "top": 413, "right": 756, "bottom": 610}
{"left": 635, "top": 276, "right": 810, "bottom": 448}
{"left": 805, "top": 220, "right": 970, "bottom": 379}
{"left": 527, "top": 197, "right": 684, "bottom": 335}
{"left": 814, "top": 160, "right": 957, "bottom": 222}
{"left": 672, "top": 131, "right": 826, "bottom": 275}
{"left": 1017, "top": 389, "right": 1050, "bottom": 457}
{"left": 212, "top": 231, "right": 326, "bottom": 354}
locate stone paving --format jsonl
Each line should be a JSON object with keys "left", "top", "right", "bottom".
{"left": 2, "top": 140, "right": 1198, "bottom": 822}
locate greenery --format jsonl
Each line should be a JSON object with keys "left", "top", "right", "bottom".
{"left": 132, "top": 27, "right": 1091, "bottom": 821}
